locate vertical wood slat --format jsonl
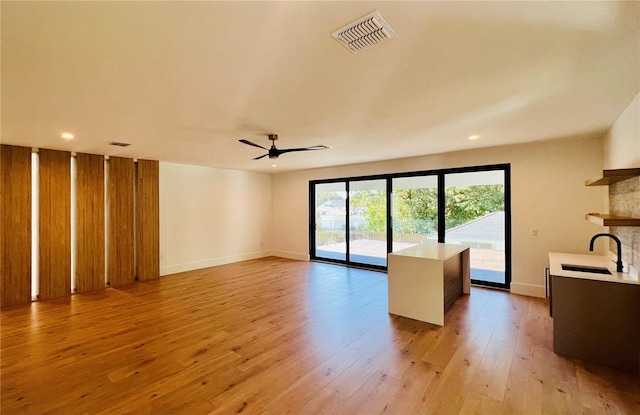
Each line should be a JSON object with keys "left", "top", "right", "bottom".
{"left": 38, "top": 149, "right": 71, "bottom": 300}
{"left": 108, "top": 157, "right": 135, "bottom": 286}
{"left": 0, "top": 145, "right": 32, "bottom": 308}
{"left": 136, "top": 159, "right": 160, "bottom": 281}
{"left": 76, "top": 153, "right": 105, "bottom": 293}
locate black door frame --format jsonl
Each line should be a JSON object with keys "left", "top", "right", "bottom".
{"left": 309, "top": 163, "right": 512, "bottom": 289}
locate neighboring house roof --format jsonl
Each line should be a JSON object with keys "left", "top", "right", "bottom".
{"left": 445, "top": 211, "right": 504, "bottom": 243}
{"left": 321, "top": 199, "right": 345, "bottom": 208}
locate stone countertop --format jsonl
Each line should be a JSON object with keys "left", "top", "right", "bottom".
{"left": 549, "top": 252, "right": 639, "bottom": 285}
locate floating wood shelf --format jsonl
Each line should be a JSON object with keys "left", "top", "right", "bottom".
{"left": 585, "top": 168, "right": 640, "bottom": 186}
{"left": 586, "top": 213, "right": 640, "bottom": 227}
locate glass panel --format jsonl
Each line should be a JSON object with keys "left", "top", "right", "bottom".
{"left": 445, "top": 171, "right": 506, "bottom": 285}
{"left": 314, "top": 182, "right": 347, "bottom": 261}
{"left": 348, "top": 179, "right": 387, "bottom": 266}
{"left": 391, "top": 176, "right": 438, "bottom": 252}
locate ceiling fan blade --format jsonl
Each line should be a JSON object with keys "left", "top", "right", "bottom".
{"left": 276, "top": 145, "right": 329, "bottom": 155}
{"left": 253, "top": 154, "right": 269, "bottom": 160}
{"left": 304, "top": 145, "right": 330, "bottom": 150}
{"left": 239, "top": 139, "right": 268, "bottom": 150}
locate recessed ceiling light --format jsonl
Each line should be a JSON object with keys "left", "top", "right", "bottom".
{"left": 271, "top": 164, "right": 277, "bottom": 168}
{"left": 467, "top": 135, "right": 480, "bottom": 140}
{"left": 61, "top": 132, "right": 74, "bottom": 140}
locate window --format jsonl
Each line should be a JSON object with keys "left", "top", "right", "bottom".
{"left": 309, "top": 164, "right": 511, "bottom": 289}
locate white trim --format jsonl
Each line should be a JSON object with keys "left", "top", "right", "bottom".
{"left": 160, "top": 250, "right": 272, "bottom": 276}
{"left": 269, "top": 250, "right": 310, "bottom": 262}
{"left": 510, "top": 282, "right": 546, "bottom": 298}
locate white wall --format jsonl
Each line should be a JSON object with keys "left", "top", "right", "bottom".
{"left": 271, "top": 134, "right": 607, "bottom": 298}
{"left": 604, "top": 93, "right": 640, "bottom": 169}
{"left": 603, "top": 93, "right": 640, "bottom": 274}
{"left": 159, "top": 162, "right": 272, "bottom": 275}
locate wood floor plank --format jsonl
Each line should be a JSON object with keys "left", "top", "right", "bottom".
{"left": 2, "top": 257, "right": 640, "bottom": 415}
{"left": 417, "top": 342, "right": 486, "bottom": 414}
{"left": 376, "top": 317, "right": 440, "bottom": 380}
{"left": 575, "top": 363, "right": 640, "bottom": 415}
{"left": 336, "top": 370, "right": 403, "bottom": 415}
{"left": 263, "top": 346, "right": 364, "bottom": 414}
{"left": 249, "top": 358, "right": 316, "bottom": 399}
{"left": 288, "top": 386, "right": 348, "bottom": 415}
{"left": 378, "top": 360, "right": 441, "bottom": 415}
{"left": 502, "top": 352, "right": 545, "bottom": 415}
{"left": 459, "top": 390, "right": 504, "bottom": 414}
{"left": 326, "top": 336, "right": 396, "bottom": 397}
{"left": 469, "top": 313, "right": 518, "bottom": 401}
{"left": 540, "top": 362, "right": 582, "bottom": 415}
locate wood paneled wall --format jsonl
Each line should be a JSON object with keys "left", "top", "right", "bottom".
{"left": 38, "top": 149, "right": 71, "bottom": 300}
{"left": 136, "top": 159, "right": 160, "bottom": 281}
{"left": 1, "top": 145, "right": 32, "bottom": 308}
{"left": 108, "top": 157, "right": 135, "bottom": 286}
{"left": 2, "top": 146, "right": 160, "bottom": 307}
{"left": 76, "top": 153, "right": 105, "bottom": 293}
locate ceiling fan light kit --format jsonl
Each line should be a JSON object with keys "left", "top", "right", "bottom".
{"left": 239, "top": 134, "right": 329, "bottom": 160}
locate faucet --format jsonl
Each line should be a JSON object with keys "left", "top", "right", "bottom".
{"left": 589, "top": 233, "right": 624, "bottom": 273}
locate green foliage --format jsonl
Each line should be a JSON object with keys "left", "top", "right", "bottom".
{"left": 444, "top": 185, "right": 504, "bottom": 228}
{"left": 317, "top": 185, "right": 504, "bottom": 234}
{"left": 393, "top": 185, "right": 504, "bottom": 231}
{"left": 393, "top": 188, "right": 438, "bottom": 234}
{"left": 315, "top": 191, "right": 344, "bottom": 207}
{"left": 349, "top": 190, "right": 386, "bottom": 232}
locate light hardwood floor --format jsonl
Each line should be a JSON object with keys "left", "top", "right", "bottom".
{"left": 1, "top": 257, "right": 639, "bottom": 414}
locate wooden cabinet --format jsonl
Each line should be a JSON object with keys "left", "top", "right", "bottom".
{"left": 585, "top": 168, "right": 640, "bottom": 226}
{"left": 551, "top": 275, "right": 640, "bottom": 373}
{"left": 548, "top": 252, "right": 640, "bottom": 373}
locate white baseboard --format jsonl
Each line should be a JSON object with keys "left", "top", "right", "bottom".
{"left": 510, "top": 282, "right": 546, "bottom": 298}
{"left": 269, "top": 250, "right": 310, "bottom": 262}
{"left": 160, "top": 250, "right": 272, "bottom": 276}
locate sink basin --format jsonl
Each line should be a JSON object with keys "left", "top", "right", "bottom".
{"left": 561, "top": 264, "right": 612, "bottom": 275}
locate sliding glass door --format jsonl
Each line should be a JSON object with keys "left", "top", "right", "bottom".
{"left": 391, "top": 175, "right": 438, "bottom": 252}
{"left": 310, "top": 164, "right": 511, "bottom": 289}
{"left": 444, "top": 170, "right": 507, "bottom": 288}
{"left": 314, "top": 182, "right": 347, "bottom": 262}
{"left": 312, "top": 179, "right": 388, "bottom": 269}
{"left": 348, "top": 179, "right": 387, "bottom": 267}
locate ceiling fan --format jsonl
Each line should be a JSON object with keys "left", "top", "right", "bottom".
{"left": 239, "top": 134, "right": 329, "bottom": 160}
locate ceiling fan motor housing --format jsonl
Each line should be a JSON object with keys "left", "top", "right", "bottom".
{"left": 268, "top": 134, "right": 278, "bottom": 158}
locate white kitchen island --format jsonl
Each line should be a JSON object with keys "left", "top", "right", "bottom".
{"left": 388, "top": 242, "right": 470, "bottom": 326}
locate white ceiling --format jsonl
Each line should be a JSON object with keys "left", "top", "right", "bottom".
{"left": 2, "top": 1, "right": 639, "bottom": 173}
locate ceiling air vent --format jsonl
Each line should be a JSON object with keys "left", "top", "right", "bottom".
{"left": 331, "top": 11, "right": 397, "bottom": 54}
{"left": 108, "top": 141, "right": 131, "bottom": 147}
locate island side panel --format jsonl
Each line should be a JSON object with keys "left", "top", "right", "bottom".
{"left": 443, "top": 253, "right": 463, "bottom": 313}
{"left": 388, "top": 254, "right": 445, "bottom": 326}
{"left": 461, "top": 248, "right": 470, "bottom": 294}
